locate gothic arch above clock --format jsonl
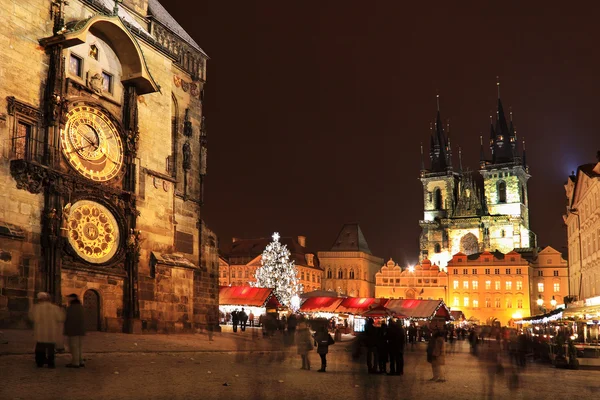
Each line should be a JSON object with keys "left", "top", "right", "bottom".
{"left": 40, "top": 15, "right": 159, "bottom": 95}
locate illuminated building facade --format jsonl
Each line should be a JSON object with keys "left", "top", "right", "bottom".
{"left": 375, "top": 258, "right": 448, "bottom": 301}
{"left": 419, "top": 89, "right": 534, "bottom": 269}
{"left": 319, "top": 223, "right": 383, "bottom": 297}
{"left": 525, "top": 246, "right": 569, "bottom": 315}
{"left": 219, "top": 236, "right": 322, "bottom": 293}
{"left": 564, "top": 160, "right": 600, "bottom": 301}
{"left": 447, "top": 250, "right": 532, "bottom": 326}
{"left": 0, "top": 0, "right": 219, "bottom": 332}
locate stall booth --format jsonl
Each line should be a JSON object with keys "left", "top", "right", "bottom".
{"left": 219, "top": 286, "right": 281, "bottom": 326}
{"left": 336, "top": 297, "right": 383, "bottom": 333}
{"left": 385, "top": 299, "right": 453, "bottom": 333}
{"left": 298, "top": 296, "right": 344, "bottom": 319}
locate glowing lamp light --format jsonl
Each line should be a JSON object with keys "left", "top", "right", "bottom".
{"left": 512, "top": 312, "right": 523, "bottom": 320}
{"left": 537, "top": 297, "right": 544, "bottom": 307}
{"left": 550, "top": 296, "right": 557, "bottom": 307}
{"left": 290, "top": 295, "right": 300, "bottom": 312}
{"left": 408, "top": 265, "right": 415, "bottom": 273}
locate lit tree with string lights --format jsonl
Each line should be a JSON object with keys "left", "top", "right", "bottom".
{"left": 253, "top": 232, "right": 302, "bottom": 311}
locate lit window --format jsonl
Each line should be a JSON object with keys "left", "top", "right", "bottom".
{"left": 495, "top": 298, "right": 501, "bottom": 308}
{"left": 485, "top": 281, "right": 491, "bottom": 290}
{"left": 554, "top": 283, "right": 560, "bottom": 292}
{"left": 485, "top": 298, "right": 491, "bottom": 308}
{"left": 473, "top": 299, "right": 479, "bottom": 308}
{"left": 453, "top": 281, "right": 459, "bottom": 289}
{"left": 69, "top": 54, "right": 83, "bottom": 77}
{"left": 517, "top": 299, "right": 523, "bottom": 308}
{"left": 453, "top": 297, "right": 459, "bottom": 306}
{"left": 102, "top": 71, "right": 113, "bottom": 93}
{"left": 506, "top": 299, "right": 512, "bottom": 308}
{"left": 538, "top": 283, "right": 544, "bottom": 293}
{"left": 506, "top": 281, "right": 512, "bottom": 291}
{"left": 463, "top": 281, "right": 469, "bottom": 289}
{"left": 516, "top": 281, "right": 523, "bottom": 291}
{"left": 463, "top": 297, "right": 469, "bottom": 307}
{"left": 495, "top": 281, "right": 501, "bottom": 291}
{"left": 472, "top": 281, "right": 478, "bottom": 290}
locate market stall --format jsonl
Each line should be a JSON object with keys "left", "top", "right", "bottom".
{"left": 384, "top": 299, "right": 452, "bottom": 330}
{"left": 219, "top": 286, "right": 281, "bottom": 325}
{"left": 298, "top": 296, "right": 344, "bottom": 319}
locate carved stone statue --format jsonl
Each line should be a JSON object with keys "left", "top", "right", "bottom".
{"left": 88, "top": 73, "right": 104, "bottom": 95}
{"left": 182, "top": 140, "right": 191, "bottom": 170}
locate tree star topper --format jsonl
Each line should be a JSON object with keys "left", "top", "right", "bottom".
{"left": 272, "top": 232, "right": 280, "bottom": 242}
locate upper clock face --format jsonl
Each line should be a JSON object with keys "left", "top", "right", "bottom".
{"left": 61, "top": 106, "right": 124, "bottom": 181}
{"left": 66, "top": 200, "right": 120, "bottom": 264}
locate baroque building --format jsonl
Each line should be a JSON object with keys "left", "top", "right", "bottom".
{"left": 218, "top": 236, "right": 322, "bottom": 293}
{"left": 419, "top": 90, "right": 534, "bottom": 269}
{"left": 564, "top": 157, "right": 600, "bottom": 300}
{"left": 0, "top": 0, "right": 219, "bottom": 333}
{"left": 319, "top": 223, "right": 383, "bottom": 297}
{"left": 375, "top": 258, "right": 448, "bottom": 301}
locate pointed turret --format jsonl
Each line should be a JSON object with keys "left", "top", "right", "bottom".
{"left": 490, "top": 79, "right": 516, "bottom": 164}
{"left": 428, "top": 95, "right": 450, "bottom": 172}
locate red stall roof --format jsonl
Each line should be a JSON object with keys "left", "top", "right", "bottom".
{"left": 384, "top": 299, "right": 452, "bottom": 321}
{"left": 299, "top": 296, "right": 343, "bottom": 313}
{"left": 219, "top": 286, "right": 281, "bottom": 308}
{"left": 336, "top": 297, "right": 380, "bottom": 315}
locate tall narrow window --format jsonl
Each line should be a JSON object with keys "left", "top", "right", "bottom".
{"left": 69, "top": 53, "right": 83, "bottom": 77}
{"left": 434, "top": 188, "right": 442, "bottom": 210}
{"left": 338, "top": 269, "right": 343, "bottom": 279}
{"left": 102, "top": 71, "right": 113, "bottom": 94}
{"left": 434, "top": 243, "right": 441, "bottom": 253}
{"left": 327, "top": 269, "right": 332, "bottom": 279}
{"left": 498, "top": 181, "right": 507, "bottom": 203}
{"left": 13, "top": 122, "right": 31, "bottom": 159}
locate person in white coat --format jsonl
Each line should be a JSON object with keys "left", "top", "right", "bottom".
{"left": 28, "top": 292, "right": 65, "bottom": 368}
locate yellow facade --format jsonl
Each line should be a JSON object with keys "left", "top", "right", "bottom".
{"left": 375, "top": 259, "right": 448, "bottom": 301}
{"left": 447, "top": 251, "right": 531, "bottom": 326}
{"left": 528, "top": 246, "right": 569, "bottom": 314}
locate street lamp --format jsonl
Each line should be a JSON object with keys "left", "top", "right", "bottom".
{"left": 550, "top": 296, "right": 557, "bottom": 308}
{"left": 537, "top": 295, "right": 546, "bottom": 314}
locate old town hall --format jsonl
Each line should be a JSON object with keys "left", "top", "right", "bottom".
{"left": 0, "top": 0, "right": 219, "bottom": 333}
{"left": 419, "top": 87, "right": 535, "bottom": 269}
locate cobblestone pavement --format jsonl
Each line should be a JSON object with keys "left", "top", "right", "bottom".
{"left": 1, "top": 333, "right": 599, "bottom": 400}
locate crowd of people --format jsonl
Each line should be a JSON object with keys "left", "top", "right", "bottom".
{"left": 28, "top": 292, "right": 86, "bottom": 368}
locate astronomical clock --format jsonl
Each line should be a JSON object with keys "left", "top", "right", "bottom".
{"left": 2, "top": 0, "right": 219, "bottom": 334}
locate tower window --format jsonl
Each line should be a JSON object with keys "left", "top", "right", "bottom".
{"left": 102, "top": 71, "right": 113, "bottom": 94}
{"left": 433, "top": 188, "right": 442, "bottom": 210}
{"left": 498, "top": 181, "right": 507, "bottom": 203}
{"left": 69, "top": 53, "right": 83, "bottom": 77}
{"left": 434, "top": 243, "right": 441, "bottom": 253}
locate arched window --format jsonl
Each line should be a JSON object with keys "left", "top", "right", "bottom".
{"left": 349, "top": 269, "right": 355, "bottom": 279}
{"left": 327, "top": 269, "right": 332, "bottom": 279}
{"left": 433, "top": 188, "right": 442, "bottom": 210}
{"left": 338, "top": 269, "right": 343, "bottom": 279}
{"left": 434, "top": 243, "right": 441, "bottom": 253}
{"left": 498, "top": 181, "right": 507, "bottom": 203}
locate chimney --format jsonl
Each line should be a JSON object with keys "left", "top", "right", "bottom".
{"left": 297, "top": 236, "right": 306, "bottom": 247}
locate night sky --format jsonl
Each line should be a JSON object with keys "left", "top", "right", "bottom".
{"left": 164, "top": 1, "right": 598, "bottom": 264}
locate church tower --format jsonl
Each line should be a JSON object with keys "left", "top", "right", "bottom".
{"left": 419, "top": 96, "right": 460, "bottom": 266}
{"left": 479, "top": 82, "right": 532, "bottom": 252}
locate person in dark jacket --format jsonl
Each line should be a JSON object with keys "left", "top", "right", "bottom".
{"left": 387, "top": 319, "right": 405, "bottom": 375}
{"left": 239, "top": 308, "right": 248, "bottom": 332}
{"left": 314, "top": 325, "right": 334, "bottom": 372}
{"left": 365, "top": 318, "right": 379, "bottom": 373}
{"left": 64, "top": 294, "right": 86, "bottom": 368}
{"left": 376, "top": 322, "right": 389, "bottom": 374}
{"left": 232, "top": 310, "right": 239, "bottom": 333}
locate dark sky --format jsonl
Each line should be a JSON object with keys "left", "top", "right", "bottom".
{"left": 163, "top": 1, "right": 598, "bottom": 264}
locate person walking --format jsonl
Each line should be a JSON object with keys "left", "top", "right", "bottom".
{"left": 295, "top": 320, "right": 313, "bottom": 370}
{"left": 314, "top": 325, "right": 334, "bottom": 372}
{"left": 376, "top": 322, "right": 389, "bottom": 374}
{"left": 249, "top": 311, "right": 255, "bottom": 328}
{"left": 387, "top": 319, "right": 405, "bottom": 375}
{"left": 232, "top": 309, "right": 239, "bottom": 333}
{"left": 430, "top": 330, "right": 446, "bottom": 382}
{"left": 239, "top": 308, "right": 248, "bottom": 332}
{"left": 28, "top": 292, "right": 65, "bottom": 368}
{"left": 64, "top": 294, "right": 85, "bottom": 368}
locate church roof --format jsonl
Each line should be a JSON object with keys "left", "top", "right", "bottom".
{"left": 148, "top": 0, "right": 207, "bottom": 55}
{"left": 329, "top": 223, "right": 372, "bottom": 254}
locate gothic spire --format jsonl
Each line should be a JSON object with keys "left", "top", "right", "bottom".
{"left": 428, "top": 95, "right": 450, "bottom": 172}
{"left": 490, "top": 79, "right": 515, "bottom": 164}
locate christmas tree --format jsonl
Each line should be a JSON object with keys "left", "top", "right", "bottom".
{"left": 254, "top": 232, "right": 302, "bottom": 310}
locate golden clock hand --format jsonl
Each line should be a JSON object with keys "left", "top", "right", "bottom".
{"left": 68, "top": 143, "right": 94, "bottom": 154}
{"left": 100, "top": 147, "right": 120, "bottom": 165}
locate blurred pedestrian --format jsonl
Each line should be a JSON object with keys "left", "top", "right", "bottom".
{"left": 429, "top": 330, "right": 446, "bottom": 382}
{"left": 64, "top": 294, "right": 85, "bottom": 368}
{"left": 239, "top": 308, "right": 248, "bottom": 332}
{"left": 28, "top": 292, "right": 65, "bottom": 368}
{"left": 314, "top": 325, "right": 334, "bottom": 372}
{"left": 408, "top": 324, "right": 417, "bottom": 350}
{"left": 232, "top": 309, "right": 239, "bottom": 332}
{"left": 249, "top": 311, "right": 255, "bottom": 327}
{"left": 387, "top": 319, "right": 405, "bottom": 375}
{"left": 295, "top": 319, "right": 314, "bottom": 370}
{"left": 377, "top": 322, "right": 389, "bottom": 374}
{"left": 479, "top": 336, "right": 502, "bottom": 398}
{"left": 365, "top": 318, "right": 379, "bottom": 374}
